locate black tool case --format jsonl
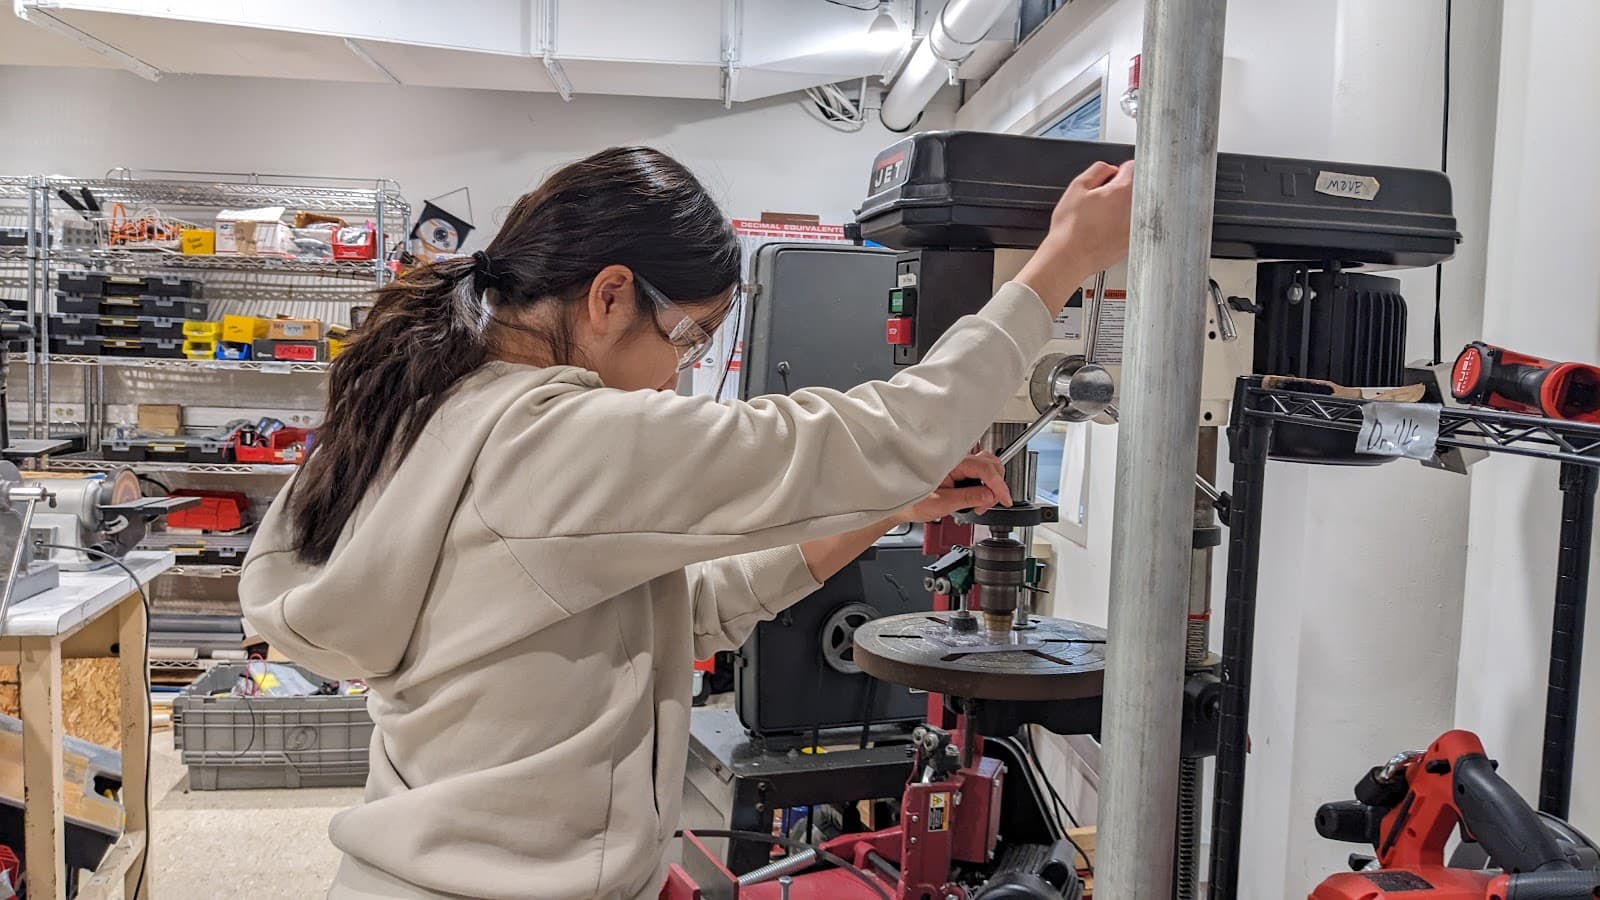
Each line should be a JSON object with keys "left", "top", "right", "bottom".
{"left": 856, "top": 131, "right": 1459, "bottom": 266}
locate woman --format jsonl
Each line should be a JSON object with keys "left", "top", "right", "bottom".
{"left": 240, "top": 146, "right": 1132, "bottom": 899}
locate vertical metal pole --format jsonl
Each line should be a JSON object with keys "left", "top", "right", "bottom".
{"left": 1538, "top": 462, "right": 1595, "bottom": 818}
{"left": 1208, "top": 380, "right": 1270, "bottom": 900}
{"left": 1097, "top": 2, "right": 1227, "bottom": 898}
{"left": 374, "top": 182, "right": 388, "bottom": 287}
{"left": 38, "top": 190, "right": 51, "bottom": 441}
{"left": 24, "top": 179, "right": 38, "bottom": 440}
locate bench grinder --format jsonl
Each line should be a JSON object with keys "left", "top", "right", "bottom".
{"left": 18, "top": 466, "right": 196, "bottom": 571}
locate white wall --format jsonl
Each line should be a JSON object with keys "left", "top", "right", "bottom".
{"left": 1456, "top": 0, "right": 1600, "bottom": 835}
{"left": 0, "top": 66, "right": 945, "bottom": 231}
{"left": 960, "top": 1, "right": 1500, "bottom": 896}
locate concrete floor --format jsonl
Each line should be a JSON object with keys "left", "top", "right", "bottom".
{"left": 145, "top": 696, "right": 731, "bottom": 898}
{"left": 147, "top": 734, "right": 358, "bottom": 899}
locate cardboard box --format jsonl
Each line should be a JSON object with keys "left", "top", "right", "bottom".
{"left": 221, "top": 314, "right": 268, "bottom": 344}
{"left": 180, "top": 228, "right": 216, "bottom": 256}
{"left": 137, "top": 404, "right": 183, "bottom": 436}
{"left": 215, "top": 207, "right": 289, "bottom": 255}
{"left": 266, "top": 316, "right": 322, "bottom": 341}
{"left": 234, "top": 220, "right": 293, "bottom": 256}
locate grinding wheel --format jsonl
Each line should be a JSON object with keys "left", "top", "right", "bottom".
{"left": 853, "top": 613, "right": 1106, "bottom": 702}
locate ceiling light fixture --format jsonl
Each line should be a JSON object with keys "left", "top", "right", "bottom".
{"left": 864, "top": 1, "right": 905, "bottom": 49}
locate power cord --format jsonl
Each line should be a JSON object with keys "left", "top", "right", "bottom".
{"left": 993, "top": 732, "right": 1093, "bottom": 875}
{"left": 823, "top": 0, "right": 880, "bottom": 10}
{"left": 33, "top": 543, "right": 151, "bottom": 900}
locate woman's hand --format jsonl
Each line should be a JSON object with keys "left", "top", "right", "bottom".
{"left": 1016, "top": 160, "right": 1135, "bottom": 314}
{"left": 895, "top": 451, "right": 1013, "bottom": 524}
{"left": 801, "top": 453, "right": 1012, "bottom": 582}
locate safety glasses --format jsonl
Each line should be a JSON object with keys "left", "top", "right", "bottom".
{"left": 635, "top": 274, "right": 731, "bottom": 372}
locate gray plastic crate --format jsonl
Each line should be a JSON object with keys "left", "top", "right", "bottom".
{"left": 172, "top": 662, "right": 372, "bottom": 790}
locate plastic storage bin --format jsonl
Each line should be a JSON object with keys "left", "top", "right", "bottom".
{"left": 141, "top": 296, "right": 208, "bottom": 320}
{"left": 234, "top": 426, "right": 311, "bottom": 464}
{"left": 164, "top": 490, "right": 249, "bottom": 531}
{"left": 141, "top": 274, "right": 203, "bottom": 298}
{"left": 172, "top": 662, "right": 372, "bottom": 790}
{"left": 101, "top": 438, "right": 147, "bottom": 461}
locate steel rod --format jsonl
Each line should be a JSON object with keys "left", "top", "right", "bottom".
{"left": 1538, "top": 462, "right": 1596, "bottom": 818}
{"left": 1096, "top": 2, "right": 1227, "bottom": 893}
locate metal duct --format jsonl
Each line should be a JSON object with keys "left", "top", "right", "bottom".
{"left": 880, "top": 0, "right": 1013, "bottom": 131}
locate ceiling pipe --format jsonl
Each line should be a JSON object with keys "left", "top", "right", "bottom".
{"left": 879, "top": 0, "right": 1010, "bottom": 131}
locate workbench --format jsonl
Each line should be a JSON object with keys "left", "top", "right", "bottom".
{"left": 0, "top": 551, "right": 171, "bottom": 900}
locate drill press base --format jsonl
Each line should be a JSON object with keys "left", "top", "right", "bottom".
{"left": 853, "top": 613, "right": 1106, "bottom": 702}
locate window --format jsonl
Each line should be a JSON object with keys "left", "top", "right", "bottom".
{"left": 1037, "top": 92, "right": 1103, "bottom": 142}
{"left": 1018, "top": 0, "right": 1073, "bottom": 45}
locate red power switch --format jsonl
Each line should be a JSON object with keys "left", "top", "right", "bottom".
{"left": 885, "top": 316, "right": 913, "bottom": 346}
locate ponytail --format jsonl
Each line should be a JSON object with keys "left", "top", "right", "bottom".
{"left": 286, "top": 146, "right": 741, "bottom": 566}
{"left": 287, "top": 255, "right": 488, "bottom": 565}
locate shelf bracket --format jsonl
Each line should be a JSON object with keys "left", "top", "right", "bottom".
{"left": 16, "top": 5, "right": 162, "bottom": 82}
{"left": 344, "top": 39, "right": 402, "bottom": 86}
{"left": 535, "top": 0, "right": 574, "bottom": 101}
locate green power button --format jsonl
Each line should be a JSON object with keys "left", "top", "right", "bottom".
{"left": 888, "top": 288, "right": 905, "bottom": 314}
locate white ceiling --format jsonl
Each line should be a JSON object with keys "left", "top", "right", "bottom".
{"left": 0, "top": 0, "right": 1004, "bottom": 104}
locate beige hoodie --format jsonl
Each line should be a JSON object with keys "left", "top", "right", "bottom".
{"left": 239, "top": 281, "right": 1051, "bottom": 900}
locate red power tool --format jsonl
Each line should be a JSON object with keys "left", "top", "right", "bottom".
{"left": 1451, "top": 342, "right": 1600, "bottom": 422}
{"left": 1310, "top": 730, "right": 1600, "bottom": 900}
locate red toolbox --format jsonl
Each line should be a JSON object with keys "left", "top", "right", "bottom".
{"left": 164, "top": 490, "right": 250, "bottom": 532}
{"left": 234, "top": 426, "right": 312, "bottom": 464}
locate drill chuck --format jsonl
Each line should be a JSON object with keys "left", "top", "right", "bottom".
{"left": 1314, "top": 800, "right": 1384, "bottom": 846}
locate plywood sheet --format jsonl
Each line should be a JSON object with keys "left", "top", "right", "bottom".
{"left": 0, "top": 658, "right": 123, "bottom": 749}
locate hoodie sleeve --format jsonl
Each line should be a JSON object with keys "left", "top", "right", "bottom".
{"left": 473, "top": 281, "right": 1052, "bottom": 615}
{"left": 686, "top": 545, "right": 821, "bottom": 658}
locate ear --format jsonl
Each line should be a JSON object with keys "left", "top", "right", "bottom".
{"left": 585, "top": 265, "right": 636, "bottom": 336}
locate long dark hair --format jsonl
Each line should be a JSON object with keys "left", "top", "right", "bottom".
{"left": 288, "top": 147, "right": 742, "bottom": 565}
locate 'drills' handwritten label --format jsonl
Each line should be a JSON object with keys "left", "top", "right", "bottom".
{"left": 1357, "top": 402, "right": 1441, "bottom": 460}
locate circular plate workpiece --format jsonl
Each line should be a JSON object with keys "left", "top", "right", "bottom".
{"left": 853, "top": 613, "right": 1106, "bottom": 702}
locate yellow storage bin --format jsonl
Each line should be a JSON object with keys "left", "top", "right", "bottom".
{"left": 221, "top": 314, "right": 268, "bottom": 344}
{"left": 183, "top": 321, "right": 222, "bottom": 340}
{"left": 328, "top": 336, "right": 348, "bottom": 359}
{"left": 183, "top": 338, "right": 218, "bottom": 360}
{"left": 180, "top": 228, "right": 216, "bottom": 256}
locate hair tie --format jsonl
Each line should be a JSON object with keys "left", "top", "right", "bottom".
{"left": 470, "top": 250, "right": 498, "bottom": 296}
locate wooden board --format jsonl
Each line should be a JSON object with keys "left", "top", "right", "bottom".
{"left": 0, "top": 724, "right": 121, "bottom": 834}
{"left": 0, "top": 659, "right": 122, "bottom": 749}
{"left": 1069, "top": 826, "right": 1096, "bottom": 897}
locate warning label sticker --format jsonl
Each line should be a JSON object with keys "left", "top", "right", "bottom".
{"left": 1363, "top": 871, "right": 1434, "bottom": 892}
{"left": 928, "top": 792, "right": 950, "bottom": 832}
{"left": 1089, "top": 289, "right": 1127, "bottom": 365}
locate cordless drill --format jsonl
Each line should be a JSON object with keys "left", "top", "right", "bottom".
{"left": 1451, "top": 342, "right": 1600, "bottom": 422}
{"left": 1310, "top": 730, "right": 1600, "bottom": 900}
